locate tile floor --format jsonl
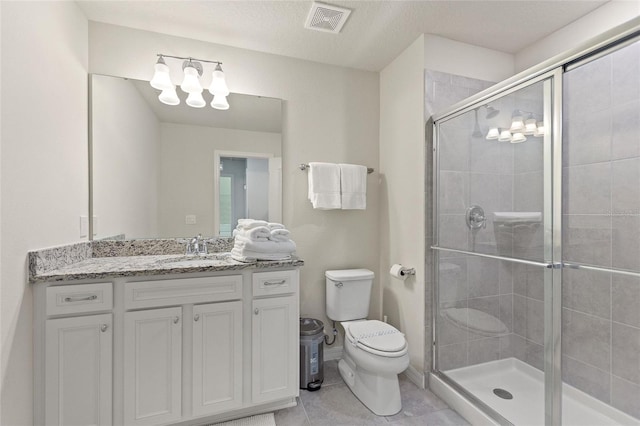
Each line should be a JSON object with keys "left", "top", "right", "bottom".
{"left": 274, "top": 360, "right": 469, "bottom": 425}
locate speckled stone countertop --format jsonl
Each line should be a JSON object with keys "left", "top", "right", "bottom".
{"left": 29, "top": 239, "right": 304, "bottom": 283}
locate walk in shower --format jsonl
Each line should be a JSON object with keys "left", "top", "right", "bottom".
{"left": 431, "top": 23, "right": 640, "bottom": 426}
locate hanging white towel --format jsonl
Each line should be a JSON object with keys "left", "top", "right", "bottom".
{"left": 339, "top": 164, "right": 367, "bottom": 210}
{"left": 307, "top": 162, "right": 341, "bottom": 210}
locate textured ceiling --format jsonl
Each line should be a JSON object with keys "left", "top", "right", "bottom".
{"left": 77, "top": 0, "right": 610, "bottom": 72}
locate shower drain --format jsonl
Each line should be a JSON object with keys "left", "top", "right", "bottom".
{"left": 493, "top": 388, "right": 513, "bottom": 400}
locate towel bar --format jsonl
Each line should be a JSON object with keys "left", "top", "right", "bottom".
{"left": 299, "top": 163, "right": 374, "bottom": 174}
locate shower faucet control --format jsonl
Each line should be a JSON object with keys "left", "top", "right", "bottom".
{"left": 466, "top": 205, "right": 486, "bottom": 230}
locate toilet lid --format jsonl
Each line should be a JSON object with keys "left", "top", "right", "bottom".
{"left": 347, "top": 320, "right": 406, "bottom": 353}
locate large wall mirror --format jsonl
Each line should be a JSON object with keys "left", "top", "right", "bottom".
{"left": 90, "top": 74, "right": 282, "bottom": 240}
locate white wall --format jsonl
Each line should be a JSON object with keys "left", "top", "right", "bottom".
{"left": 0, "top": 2, "right": 88, "bottom": 425}
{"left": 379, "top": 35, "right": 427, "bottom": 375}
{"left": 89, "top": 23, "right": 381, "bottom": 345}
{"left": 158, "top": 123, "right": 280, "bottom": 237}
{"left": 92, "top": 75, "right": 159, "bottom": 239}
{"left": 515, "top": 1, "right": 640, "bottom": 72}
{"left": 379, "top": 34, "right": 515, "bottom": 380}
{"left": 424, "top": 34, "right": 515, "bottom": 82}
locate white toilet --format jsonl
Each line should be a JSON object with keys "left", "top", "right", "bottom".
{"left": 325, "top": 269, "right": 409, "bottom": 416}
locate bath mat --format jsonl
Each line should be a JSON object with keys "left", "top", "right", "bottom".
{"left": 210, "top": 412, "right": 275, "bottom": 426}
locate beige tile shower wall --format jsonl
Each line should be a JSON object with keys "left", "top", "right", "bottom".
{"left": 426, "top": 69, "right": 517, "bottom": 374}
{"left": 560, "top": 40, "right": 640, "bottom": 419}
{"left": 88, "top": 22, "right": 380, "bottom": 348}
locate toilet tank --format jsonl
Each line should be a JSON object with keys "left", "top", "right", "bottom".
{"left": 325, "top": 269, "right": 375, "bottom": 321}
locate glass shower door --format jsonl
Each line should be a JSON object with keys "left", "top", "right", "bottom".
{"left": 561, "top": 37, "right": 640, "bottom": 424}
{"left": 434, "top": 75, "right": 559, "bottom": 425}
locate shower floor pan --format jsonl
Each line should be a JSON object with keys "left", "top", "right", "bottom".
{"left": 443, "top": 358, "right": 639, "bottom": 426}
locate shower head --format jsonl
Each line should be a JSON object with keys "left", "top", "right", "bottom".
{"left": 485, "top": 105, "right": 500, "bottom": 119}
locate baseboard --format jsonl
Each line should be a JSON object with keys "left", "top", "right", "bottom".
{"left": 403, "top": 364, "right": 426, "bottom": 389}
{"left": 324, "top": 345, "right": 343, "bottom": 361}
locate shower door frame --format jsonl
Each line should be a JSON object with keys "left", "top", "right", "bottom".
{"left": 429, "top": 18, "right": 640, "bottom": 426}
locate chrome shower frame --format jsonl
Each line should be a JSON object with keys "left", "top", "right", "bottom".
{"left": 430, "top": 17, "right": 640, "bottom": 426}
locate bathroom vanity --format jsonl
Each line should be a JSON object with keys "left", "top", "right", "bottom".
{"left": 30, "top": 241, "right": 303, "bottom": 426}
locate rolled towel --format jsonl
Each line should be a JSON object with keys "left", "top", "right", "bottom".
{"left": 269, "top": 229, "right": 290, "bottom": 242}
{"left": 267, "top": 222, "right": 285, "bottom": 230}
{"left": 236, "top": 219, "right": 269, "bottom": 230}
{"left": 233, "top": 238, "right": 296, "bottom": 254}
{"left": 235, "top": 226, "right": 270, "bottom": 241}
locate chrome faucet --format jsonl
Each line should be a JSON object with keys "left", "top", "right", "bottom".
{"left": 185, "top": 234, "right": 208, "bottom": 255}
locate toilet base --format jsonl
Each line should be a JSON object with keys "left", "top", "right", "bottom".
{"left": 338, "top": 355, "right": 402, "bottom": 416}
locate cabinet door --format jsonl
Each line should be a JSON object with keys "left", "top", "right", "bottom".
{"left": 252, "top": 295, "right": 298, "bottom": 404}
{"left": 192, "top": 301, "right": 243, "bottom": 417}
{"left": 124, "top": 307, "right": 182, "bottom": 426}
{"left": 45, "top": 314, "right": 112, "bottom": 426}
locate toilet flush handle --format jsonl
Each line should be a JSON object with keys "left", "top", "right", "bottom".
{"left": 334, "top": 281, "right": 343, "bottom": 288}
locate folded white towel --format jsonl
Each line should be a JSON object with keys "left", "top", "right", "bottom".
{"left": 339, "top": 164, "right": 367, "bottom": 210}
{"left": 308, "top": 162, "right": 341, "bottom": 210}
{"left": 267, "top": 222, "right": 285, "bottom": 230}
{"left": 269, "top": 229, "right": 290, "bottom": 242}
{"left": 230, "top": 248, "right": 292, "bottom": 262}
{"left": 236, "top": 219, "right": 269, "bottom": 229}
{"left": 234, "top": 238, "right": 296, "bottom": 254}
{"left": 234, "top": 226, "right": 270, "bottom": 241}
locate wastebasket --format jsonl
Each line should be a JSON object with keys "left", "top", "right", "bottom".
{"left": 300, "top": 318, "right": 324, "bottom": 391}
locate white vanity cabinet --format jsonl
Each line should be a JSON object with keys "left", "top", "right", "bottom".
{"left": 39, "top": 283, "right": 114, "bottom": 426}
{"left": 45, "top": 313, "right": 113, "bottom": 426}
{"left": 123, "top": 307, "right": 183, "bottom": 426}
{"left": 251, "top": 270, "right": 299, "bottom": 404}
{"left": 33, "top": 266, "right": 300, "bottom": 426}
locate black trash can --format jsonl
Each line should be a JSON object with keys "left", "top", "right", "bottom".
{"left": 299, "top": 318, "right": 324, "bottom": 391}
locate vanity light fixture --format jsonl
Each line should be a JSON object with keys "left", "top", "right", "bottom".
{"left": 150, "top": 56, "right": 174, "bottom": 91}
{"left": 498, "top": 129, "right": 512, "bottom": 142}
{"left": 486, "top": 127, "right": 500, "bottom": 140}
{"left": 523, "top": 114, "right": 537, "bottom": 135}
{"left": 510, "top": 132, "right": 527, "bottom": 143}
{"left": 509, "top": 110, "right": 525, "bottom": 132}
{"left": 150, "top": 54, "right": 230, "bottom": 110}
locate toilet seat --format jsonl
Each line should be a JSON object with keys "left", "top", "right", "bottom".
{"left": 345, "top": 320, "right": 408, "bottom": 357}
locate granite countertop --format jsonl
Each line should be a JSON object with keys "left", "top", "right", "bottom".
{"left": 31, "top": 253, "right": 304, "bottom": 283}
{"left": 28, "top": 239, "right": 304, "bottom": 283}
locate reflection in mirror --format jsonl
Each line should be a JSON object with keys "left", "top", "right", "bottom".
{"left": 90, "top": 74, "right": 282, "bottom": 240}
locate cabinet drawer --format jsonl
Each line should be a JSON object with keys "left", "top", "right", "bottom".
{"left": 252, "top": 270, "right": 298, "bottom": 297}
{"left": 125, "top": 275, "right": 242, "bottom": 309}
{"left": 46, "top": 283, "right": 113, "bottom": 316}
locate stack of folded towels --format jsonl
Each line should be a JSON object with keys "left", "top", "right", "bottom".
{"left": 231, "top": 219, "right": 297, "bottom": 262}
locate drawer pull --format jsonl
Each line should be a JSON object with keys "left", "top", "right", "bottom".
{"left": 263, "top": 280, "right": 286, "bottom": 286}
{"left": 254, "top": 308, "right": 259, "bottom": 315}
{"left": 194, "top": 314, "right": 200, "bottom": 322}
{"left": 173, "top": 316, "right": 180, "bottom": 324}
{"left": 100, "top": 324, "right": 108, "bottom": 332}
{"left": 64, "top": 295, "right": 98, "bottom": 303}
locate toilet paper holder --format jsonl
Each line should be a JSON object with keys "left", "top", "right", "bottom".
{"left": 390, "top": 264, "right": 416, "bottom": 278}
{"left": 400, "top": 267, "right": 416, "bottom": 276}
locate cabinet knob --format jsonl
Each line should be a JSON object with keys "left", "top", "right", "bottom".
{"left": 194, "top": 314, "right": 200, "bottom": 322}
{"left": 254, "top": 308, "right": 259, "bottom": 315}
{"left": 173, "top": 316, "right": 180, "bottom": 324}
{"left": 100, "top": 324, "right": 108, "bottom": 332}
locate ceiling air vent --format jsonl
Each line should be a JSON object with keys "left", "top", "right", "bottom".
{"left": 304, "top": 2, "right": 352, "bottom": 34}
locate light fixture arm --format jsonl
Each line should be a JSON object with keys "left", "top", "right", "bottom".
{"left": 157, "top": 53, "right": 222, "bottom": 66}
